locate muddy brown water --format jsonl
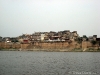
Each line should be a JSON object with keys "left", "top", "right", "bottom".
{"left": 0, "top": 51, "right": 100, "bottom": 75}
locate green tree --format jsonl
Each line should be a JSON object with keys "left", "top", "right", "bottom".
{"left": 75, "top": 37, "right": 82, "bottom": 44}
{"left": 91, "top": 40, "right": 97, "bottom": 45}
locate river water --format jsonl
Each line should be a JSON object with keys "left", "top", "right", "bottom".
{"left": 0, "top": 51, "right": 100, "bottom": 75}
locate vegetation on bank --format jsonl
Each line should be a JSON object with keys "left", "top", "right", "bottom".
{"left": 0, "top": 48, "right": 100, "bottom": 52}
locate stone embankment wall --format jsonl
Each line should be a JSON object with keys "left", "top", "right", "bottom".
{"left": 0, "top": 42, "right": 21, "bottom": 49}
{"left": 0, "top": 41, "right": 79, "bottom": 49}
{"left": 33, "top": 42, "right": 69, "bottom": 49}
{"left": 82, "top": 41, "right": 98, "bottom": 50}
{"left": 0, "top": 41, "right": 99, "bottom": 50}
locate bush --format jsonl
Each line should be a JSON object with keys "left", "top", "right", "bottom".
{"left": 91, "top": 40, "right": 97, "bottom": 45}
{"left": 75, "top": 37, "right": 82, "bottom": 44}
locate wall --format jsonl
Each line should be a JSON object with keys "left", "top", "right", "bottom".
{"left": 27, "top": 41, "right": 80, "bottom": 50}
{"left": 21, "top": 44, "right": 30, "bottom": 49}
{"left": 0, "top": 41, "right": 99, "bottom": 50}
{"left": 32, "top": 42, "right": 68, "bottom": 49}
{"left": 0, "top": 42, "right": 21, "bottom": 49}
{"left": 82, "top": 41, "right": 99, "bottom": 50}
{"left": 0, "top": 41, "right": 81, "bottom": 50}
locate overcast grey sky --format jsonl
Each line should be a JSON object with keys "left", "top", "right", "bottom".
{"left": 0, "top": 0, "right": 100, "bottom": 37}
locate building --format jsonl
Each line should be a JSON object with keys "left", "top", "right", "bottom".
{"left": 41, "top": 34, "right": 45, "bottom": 41}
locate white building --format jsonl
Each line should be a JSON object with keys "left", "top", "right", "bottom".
{"left": 41, "top": 34, "right": 45, "bottom": 41}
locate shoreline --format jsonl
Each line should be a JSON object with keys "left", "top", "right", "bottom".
{"left": 0, "top": 48, "right": 100, "bottom": 52}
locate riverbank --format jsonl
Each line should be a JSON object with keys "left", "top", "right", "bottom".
{"left": 0, "top": 48, "right": 100, "bottom": 52}
{"left": 0, "top": 41, "right": 100, "bottom": 52}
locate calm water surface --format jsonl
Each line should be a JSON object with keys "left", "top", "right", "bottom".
{"left": 0, "top": 51, "right": 100, "bottom": 75}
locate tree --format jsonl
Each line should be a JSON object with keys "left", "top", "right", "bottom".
{"left": 83, "top": 35, "right": 87, "bottom": 38}
{"left": 75, "top": 37, "right": 82, "bottom": 44}
{"left": 91, "top": 40, "right": 97, "bottom": 45}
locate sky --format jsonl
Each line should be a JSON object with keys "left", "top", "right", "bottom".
{"left": 0, "top": 0, "right": 100, "bottom": 37}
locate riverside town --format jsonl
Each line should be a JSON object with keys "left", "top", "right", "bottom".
{"left": 0, "top": 30, "right": 100, "bottom": 51}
